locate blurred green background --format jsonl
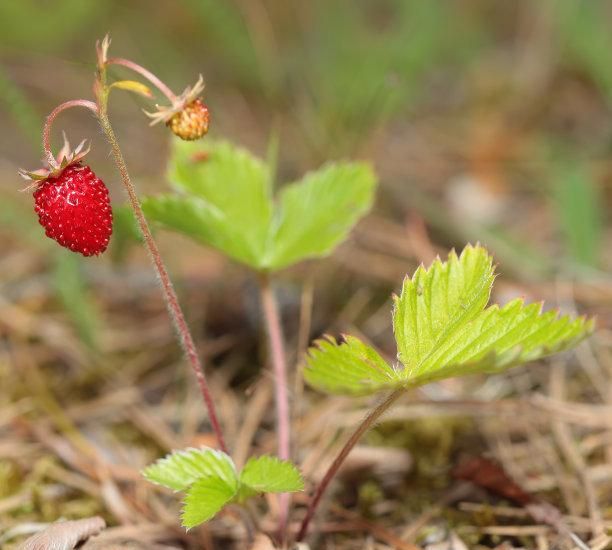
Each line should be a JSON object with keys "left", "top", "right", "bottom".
{"left": 1, "top": 0, "right": 611, "bottom": 290}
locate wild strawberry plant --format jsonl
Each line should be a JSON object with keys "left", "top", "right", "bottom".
{"left": 143, "top": 449, "right": 303, "bottom": 528}
{"left": 18, "top": 35, "right": 593, "bottom": 547}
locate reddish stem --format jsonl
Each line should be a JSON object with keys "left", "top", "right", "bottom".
{"left": 106, "top": 57, "right": 178, "bottom": 103}
{"left": 42, "top": 100, "right": 98, "bottom": 168}
{"left": 296, "top": 389, "right": 404, "bottom": 541}
{"left": 259, "top": 274, "right": 291, "bottom": 535}
{"left": 96, "top": 106, "right": 227, "bottom": 454}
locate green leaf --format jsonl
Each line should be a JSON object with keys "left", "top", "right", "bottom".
{"left": 409, "top": 298, "right": 593, "bottom": 385}
{"left": 265, "top": 163, "right": 376, "bottom": 270}
{"left": 305, "top": 244, "right": 594, "bottom": 395}
{"left": 168, "top": 139, "right": 273, "bottom": 261}
{"left": 182, "top": 475, "right": 238, "bottom": 528}
{"left": 143, "top": 449, "right": 304, "bottom": 529}
{"left": 142, "top": 194, "right": 263, "bottom": 266}
{"left": 304, "top": 335, "right": 397, "bottom": 395}
{"left": 142, "top": 447, "right": 237, "bottom": 492}
{"left": 393, "top": 244, "right": 495, "bottom": 369}
{"left": 238, "top": 456, "right": 304, "bottom": 501}
{"left": 143, "top": 140, "right": 377, "bottom": 271}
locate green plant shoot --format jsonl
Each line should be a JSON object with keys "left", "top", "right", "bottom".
{"left": 305, "top": 244, "right": 594, "bottom": 395}
{"left": 143, "top": 448, "right": 304, "bottom": 528}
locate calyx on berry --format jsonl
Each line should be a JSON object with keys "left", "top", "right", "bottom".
{"left": 144, "top": 74, "right": 204, "bottom": 124}
{"left": 19, "top": 134, "right": 91, "bottom": 182}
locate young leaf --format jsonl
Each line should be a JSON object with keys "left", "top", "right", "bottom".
{"left": 238, "top": 456, "right": 304, "bottom": 500}
{"left": 393, "top": 244, "right": 495, "bottom": 369}
{"left": 304, "top": 335, "right": 397, "bottom": 395}
{"left": 305, "top": 245, "right": 593, "bottom": 396}
{"left": 143, "top": 449, "right": 304, "bottom": 529}
{"left": 265, "top": 163, "right": 376, "bottom": 270}
{"left": 142, "top": 447, "right": 237, "bottom": 492}
{"left": 409, "top": 298, "right": 593, "bottom": 385}
{"left": 182, "top": 475, "right": 238, "bottom": 528}
{"left": 405, "top": 299, "right": 593, "bottom": 385}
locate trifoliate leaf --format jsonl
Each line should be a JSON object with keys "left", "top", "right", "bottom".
{"left": 142, "top": 450, "right": 304, "bottom": 529}
{"left": 238, "top": 456, "right": 304, "bottom": 501}
{"left": 304, "top": 335, "right": 397, "bottom": 395}
{"left": 143, "top": 140, "right": 377, "bottom": 271}
{"left": 265, "top": 163, "right": 376, "bottom": 270}
{"left": 182, "top": 475, "right": 238, "bottom": 528}
{"left": 142, "top": 447, "right": 237, "bottom": 492}
{"left": 305, "top": 245, "right": 594, "bottom": 395}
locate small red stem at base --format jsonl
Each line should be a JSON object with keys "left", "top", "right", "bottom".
{"left": 259, "top": 274, "right": 292, "bottom": 538}
{"left": 42, "top": 100, "right": 98, "bottom": 168}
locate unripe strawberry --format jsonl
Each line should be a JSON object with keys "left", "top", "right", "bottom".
{"left": 145, "top": 75, "right": 210, "bottom": 141}
{"left": 167, "top": 98, "right": 210, "bottom": 141}
{"left": 33, "top": 163, "right": 113, "bottom": 256}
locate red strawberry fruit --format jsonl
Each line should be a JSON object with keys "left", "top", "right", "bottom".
{"left": 20, "top": 136, "right": 113, "bottom": 256}
{"left": 33, "top": 163, "right": 112, "bottom": 256}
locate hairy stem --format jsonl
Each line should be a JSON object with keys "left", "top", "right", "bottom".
{"left": 258, "top": 274, "right": 291, "bottom": 535}
{"left": 296, "top": 388, "right": 404, "bottom": 541}
{"left": 96, "top": 105, "right": 227, "bottom": 453}
{"left": 106, "top": 57, "right": 177, "bottom": 103}
{"left": 42, "top": 100, "right": 98, "bottom": 168}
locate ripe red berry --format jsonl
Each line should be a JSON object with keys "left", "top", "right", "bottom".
{"left": 33, "top": 163, "right": 113, "bottom": 256}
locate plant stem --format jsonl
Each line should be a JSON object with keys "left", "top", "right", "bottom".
{"left": 106, "top": 57, "right": 178, "bottom": 103}
{"left": 258, "top": 274, "right": 291, "bottom": 534}
{"left": 96, "top": 104, "right": 227, "bottom": 454}
{"left": 42, "top": 100, "right": 99, "bottom": 167}
{"left": 296, "top": 388, "right": 404, "bottom": 541}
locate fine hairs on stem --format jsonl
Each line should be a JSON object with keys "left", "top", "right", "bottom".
{"left": 45, "top": 44, "right": 230, "bottom": 453}
{"left": 95, "top": 107, "right": 227, "bottom": 453}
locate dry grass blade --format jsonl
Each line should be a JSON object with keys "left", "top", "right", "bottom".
{"left": 19, "top": 516, "right": 106, "bottom": 550}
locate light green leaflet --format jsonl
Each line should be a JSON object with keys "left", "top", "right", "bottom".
{"left": 142, "top": 139, "right": 376, "bottom": 271}
{"left": 304, "top": 245, "right": 594, "bottom": 395}
{"left": 143, "top": 448, "right": 304, "bottom": 528}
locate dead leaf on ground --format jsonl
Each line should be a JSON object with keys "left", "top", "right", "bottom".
{"left": 19, "top": 516, "right": 105, "bottom": 550}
